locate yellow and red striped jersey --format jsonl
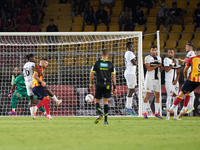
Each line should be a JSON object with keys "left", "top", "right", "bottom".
{"left": 32, "top": 65, "right": 44, "bottom": 88}
{"left": 186, "top": 56, "right": 200, "bottom": 82}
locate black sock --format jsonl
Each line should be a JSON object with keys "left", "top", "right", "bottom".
{"left": 96, "top": 103, "right": 101, "bottom": 115}
{"left": 104, "top": 105, "right": 108, "bottom": 122}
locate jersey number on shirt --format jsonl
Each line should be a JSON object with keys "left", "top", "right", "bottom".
{"left": 24, "top": 69, "right": 30, "bottom": 77}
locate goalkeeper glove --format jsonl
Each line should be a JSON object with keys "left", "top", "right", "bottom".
{"left": 7, "top": 90, "right": 13, "bottom": 98}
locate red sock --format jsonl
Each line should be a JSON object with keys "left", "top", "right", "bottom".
{"left": 174, "top": 96, "right": 183, "bottom": 105}
{"left": 43, "top": 98, "right": 50, "bottom": 115}
{"left": 36, "top": 101, "right": 44, "bottom": 108}
{"left": 184, "top": 94, "right": 190, "bottom": 107}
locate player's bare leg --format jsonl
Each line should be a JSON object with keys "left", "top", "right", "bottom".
{"left": 44, "top": 86, "right": 62, "bottom": 106}
{"left": 143, "top": 92, "right": 151, "bottom": 119}
{"left": 124, "top": 89, "right": 137, "bottom": 116}
{"left": 154, "top": 91, "right": 163, "bottom": 119}
{"left": 103, "top": 98, "right": 109, "bottom": 124}
{"left": 94, "top": 98, "right": 103, "bottom": 124}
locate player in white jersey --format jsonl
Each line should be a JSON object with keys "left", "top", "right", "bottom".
{"left": 143, "top": 45, "right": 163, "bottom": 119}
{"left": 164, "top": 49, "right": 181, "bottom": 120}
{"left": 23, "top": 54, "right": 43, "bottom": 118}
{"left": 124, "top": 42, "right": 137, "bottom": 116}
{"left": 178, "top": 43, "right": 196, "bottom": 114}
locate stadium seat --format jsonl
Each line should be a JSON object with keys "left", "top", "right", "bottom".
{"left": 154, "top": 40, "right": 164, "bottom": 48}
{"left": 160, "top": 25, "right": 170, "bottom": 33}
{"left": 143, "top": 49, "right": 150, "bottom": 53}
{"left": 194, "top": 33, "right": 200, "bottom": 39}
{"left": 71, "top": 25, "right": 82, "bottom": 32}
{"left": 171, "top": 25, "right": 182, "bottom": 32}
{"left": 63, "top": 55, "right": 75, "bottom": 66}
{"left": 179, "top": 48, "right": 186, "bottom": 52}
{"left": 114, "top": 1, "right": 123, "bottom": 8}
{"left": 177, "top": 40, "right": 188, "bottom": 49}
{"left": 148, "top": 8, "right": 159, "bottom": 17}
{"left": 75, "top": 55, "right": 87, "bottom": 66}
{"left": 146, "top": 17, "right": 157, "bottom": 25}
{"left": 145, "top": 25, "right": 157, "bottom": 33}
{"left": 44, "top": 60, "right": 58, "bottom": 74}
{"left": 79, "top": 43, "right": 90, "bottom": 52}
{"left": 177, "top": 1, "right": 187, "bottom": 8}
{"left": 188, "top": 0, "right": 199, "bottom": 8}
{"left": 29, "top": 25, "right": 40, "bottom": 32}
{"left": 168, "top": 33, "right": 180, "bottom": 41}
{"left": 165, "top": 0, "right": 174, "bottom": 8}
{"left": 109, "top": 25, "right": 119, "bottom": 31}
{"left": 143, "top": 40, "right": 152, "bottom": 49}
{"left": 112, "top": 9, "right": 121, "bottom": 17}
{"left": 144, "top": 34, "right": 155, "bottom": 40}
{"left": 110, "top": 17, "right": 119, "bottom": 25}
{"left": 17, "top": 25, "right": 28, "bottom": 32}
{"left": 185, "top": 8, "right": 194, "bottom": 16}
{"left": 160, "top": 33, "right": 168, "bottom": 41}
{"left": 19, "top": 16, "right": 29, "bottom": 25}
{"left": 67, "top": 44, "right": 78, "bottom": 52}
{"left": 90, "top": 0, "right": 99, "bottom": 7}
{"left": 88, "top": 55, "right": 97, "bottom": 66}
{"left": 59, "top": 28, "right": 71, "bottom": 32}
{"left": 181, "top": 33, "right": 192, "bottom": 40}
{"left": 134, "top": 25, "right": 145, "bottom": 32}
{"left": 96, "top": 25, "right": 107, "bottom": 32}
{"left": 73, "top": 17, "right": 83, "bottom": 26}
{"left": 141, "top": 7, "right": 147, "bottom": 16}
{"left": 165, "top": 40, "right": 177, "bottom": 49}
{"left": 114, "top": 55, "right": 124, "bottom": 66}
{"left": 183, "top": 25, "right": 195, "bottom": 32}
{"left": 84, "top": 25, "right": 95, "bottom": 32}
{"left": 191, "top": 39, "right": 200, "bottom": 48}
{"left": 184, "top": 17, "right": 193, "bottom": 24}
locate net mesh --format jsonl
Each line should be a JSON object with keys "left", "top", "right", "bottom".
{"left": 0, "top": 33, "right": 146, "bottom": 116}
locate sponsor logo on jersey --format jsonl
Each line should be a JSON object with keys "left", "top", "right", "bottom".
{"left": 100, "top": 63, "right": 108, "bottom": 68}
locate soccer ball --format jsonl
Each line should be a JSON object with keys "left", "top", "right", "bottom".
{"left": 85, "top": 94, "right": 94, "bottom": 103}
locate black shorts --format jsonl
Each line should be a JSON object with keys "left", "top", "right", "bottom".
{"left": 181, "top": 79, "right": 200, "bottom": 94}
{"left": 32, "top": 86, "right": 48, "bottom": 100}
{"left": 95, "top": 83, "right": 111, "bottom": 99}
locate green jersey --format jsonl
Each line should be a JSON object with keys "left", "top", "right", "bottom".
{"left": 14, "top": 75, "right": 26, "bottom": 92}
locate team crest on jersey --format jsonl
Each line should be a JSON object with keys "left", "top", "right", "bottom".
{"left": 100, "top": 63, "right": 108, "bottom": 68}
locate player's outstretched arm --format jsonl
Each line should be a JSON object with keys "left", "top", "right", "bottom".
{"left": 32, "top": 66, "right": 44, "bottom": 76}
{"left": 178, "top": 57, "right": 188, "bottom": 63}
{"left": 33, "top": 72, "right": 46, "bottom": 87}
{"left": 145, "top": 63, "right": 161, "bottom": 71}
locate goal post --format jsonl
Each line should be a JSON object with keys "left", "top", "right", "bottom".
{"left": 0, "top": 31, "right": 147, "bottom": 117}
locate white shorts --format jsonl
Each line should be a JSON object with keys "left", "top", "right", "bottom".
{"left": 145, "top": 79, "right": 160, "bottom": 92}
{"left": 165, "top": 81, "right": 179, "bottom": 96}
{"left": 124, "top": 74, "right": 136, "bottom": 89}
{"left": 25, "top": 82, "right": 34, "bottom": 96}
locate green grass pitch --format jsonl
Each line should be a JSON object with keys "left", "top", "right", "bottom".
{"left": 0, "top": 117, "right": 200, "bottom": 150}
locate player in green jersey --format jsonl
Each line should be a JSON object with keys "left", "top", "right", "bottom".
{"left": 7, "top": 74, "right": 45, "bottom": 115}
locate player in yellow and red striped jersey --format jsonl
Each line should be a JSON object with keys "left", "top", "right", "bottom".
{"left": 164, "top": 48, "right": 200, "bottom": 119}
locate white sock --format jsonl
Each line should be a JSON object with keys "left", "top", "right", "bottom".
{"left": 188, "top": 92, "right": 195, "bottom": 109}
{"left": 170, "top": 104, "right": 176, "bottom": 110}
{"left": 173, "top": 97, "right": 178, "bottom": 117}
{"left": 12, "top": 108, "right": 15, "bottom": 112}
{"left": 166, "top": 96, "right": 172, "bottom": 117}
{"left": 155, "top": 103, "right": 160, "bottom": 114}
{"left": 52, "top": 95, "right": 59, "bottom": 103}
{"left": 126, "top": 97, "right": 132, "bottom": 109}
{"left": 143, "top": 102, "right": 147, "bottom": 113}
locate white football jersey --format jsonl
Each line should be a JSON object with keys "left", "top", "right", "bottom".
{"left": 186, "top": 51, "right": 196, "bottom": 77}
{"left": 124, "top": 51, "right": 136, "bottom": 75}
{"left": 164, "top": 57, "right": 181, "bottom": 82}
{"left": 23, "top": 62, "right": 35, "bottom": 83}
{"left": 145, "top": 55, "right": 161, "bottom": 80}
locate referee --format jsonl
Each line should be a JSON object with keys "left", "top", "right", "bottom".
{"left": 90, "top": 49, "right": 116, "bottom": 124}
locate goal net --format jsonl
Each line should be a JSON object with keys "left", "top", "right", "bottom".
{"left": 0, "top": 32, "right": 154, "bottom": 117}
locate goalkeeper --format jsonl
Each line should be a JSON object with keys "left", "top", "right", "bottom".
{"left": 7, "top": 73, "right": 45, "bottom": 115}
